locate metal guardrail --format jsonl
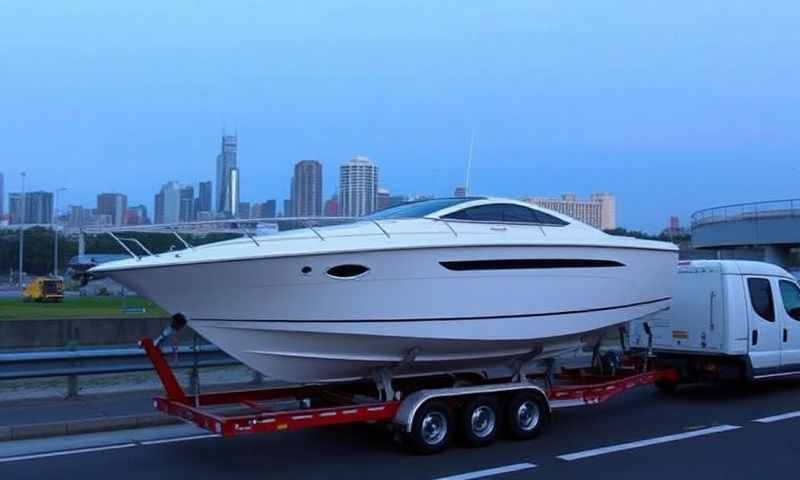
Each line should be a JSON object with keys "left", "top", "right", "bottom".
{"left": 0, "top": 344, "right": 242, "bottom": 397}
{"left": 691, "top": 199, "right": 800, "bottom": 229}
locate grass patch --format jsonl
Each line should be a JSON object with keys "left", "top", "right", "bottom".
{"left": 0, "top": 296, "right": 168, "bottom": 320}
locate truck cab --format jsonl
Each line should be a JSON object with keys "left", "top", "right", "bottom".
{"left": 630, "top": 260, "right": 800, "bottom": 383}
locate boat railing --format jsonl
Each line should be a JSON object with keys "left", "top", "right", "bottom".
{"left": 79, "top": 216, "right": 411, "bottom": 261}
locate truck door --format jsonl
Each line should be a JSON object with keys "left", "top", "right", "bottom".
{"left": 777, "top": 279, "right": 800, "bottom": 372}
{"left": 746, "top": 277, "right": 781, "bottom": 375}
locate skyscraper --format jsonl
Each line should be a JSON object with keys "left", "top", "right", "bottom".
{"left": 179, "top": 186, "right": 195, "bottom": 222}
{"left": 291, "top": 160, "right": 323, "bottom": 217}
{"left": 126, "top": 205, "right": 149, "bottom": 225}
{"left": 216, "top": 134, "right": 239, "bottom": 217}
{"left": 97, "top": 193, "right": 128, "bottom": 226}
{"left": 339, "top": 156, "right": 378, "bottom": 217}
{"left": 0, "top": 172, "right": 4, "bottom": 217}
{"left": 197, "top": 181, "right": 212, "bottom": 216}
{"left": 155, "top": 181, "right": 181, "bottom": 224}
{"left": 10, "top": 191, "right": 53, "bottom": 224}
{"left": 323, "top": 194, "right": 339, "bottom": 217}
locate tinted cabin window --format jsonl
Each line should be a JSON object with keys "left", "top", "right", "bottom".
{"left": 779, "top": 280, "right": 800, "bottom": 321}
{"left": 533, "top": 210, "right": 569, "bottom": 226}
{"left": 444, "top": 204, "right": 568, "bottom": 226}
{"left": 748, "top": 278, "right": 775, "bottom": 322}
{"left": 444, "top": 204, "right": 506, "bottom": 222}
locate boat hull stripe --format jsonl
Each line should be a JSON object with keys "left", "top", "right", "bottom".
{"left": 439, "top": 259, "right": 625, "bottom": 271}
{"left": 192, "top": 297, "right": 671, "bottom": 324}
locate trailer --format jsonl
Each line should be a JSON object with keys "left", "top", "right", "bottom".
{"left": 140, "top": 337, "right": 677, "bottom": 454}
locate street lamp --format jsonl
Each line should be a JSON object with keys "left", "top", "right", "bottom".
{"left": 53, "top": 187, "right": 67, "bottom": 276}
{"left": 18, "top": 172, "right": 26, "bottom": 287}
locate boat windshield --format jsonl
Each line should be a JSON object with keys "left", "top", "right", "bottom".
{"left": 366, "top": 198, "right": 478, "bottom": 220}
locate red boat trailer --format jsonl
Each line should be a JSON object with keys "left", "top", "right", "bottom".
{"left": 140, "top": 338, "right": 678, "bottom": 452}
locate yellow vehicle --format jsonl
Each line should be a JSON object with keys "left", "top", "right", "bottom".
{"left": 22, "top": 277, "right": 65, "bottom": 303}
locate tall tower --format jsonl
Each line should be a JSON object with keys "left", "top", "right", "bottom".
{"left": 291, "top": 160, "right": 323, "bottom": 217}
{"left": 215, "top": 133, "right": 239, "bottom": 217}
{"left": 97, "top": 193, "right": 128, "bottom": 226}
{"left": 197, "top": 181, "right": 212, "bottom": 215}
{"left": 339, "top": 156, "right": 378, "bottom": 217}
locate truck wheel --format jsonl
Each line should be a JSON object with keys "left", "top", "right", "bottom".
{"left": 506, "top": 391, "right": 548, "bottom": 440}
{"left": 409, "top": 400, "right": 453, "bottom": 454}
{"left": 460, "top": 396, "right": 499, "bottom": 447}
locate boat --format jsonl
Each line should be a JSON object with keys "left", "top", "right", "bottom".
{"left": 91, "top": 197, "right": 678, "bottom": 383}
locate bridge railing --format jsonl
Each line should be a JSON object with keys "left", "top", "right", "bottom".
{"left": 691, "top": 199, "right": 800, "bottom": 229}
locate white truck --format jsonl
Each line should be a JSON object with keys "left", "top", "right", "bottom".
{"left": 630, "top": 260, "right": 800, "bottom": 387}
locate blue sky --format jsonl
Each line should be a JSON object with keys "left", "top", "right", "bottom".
{"left": 2, "top": 1, "right": 799, "bottom": 232}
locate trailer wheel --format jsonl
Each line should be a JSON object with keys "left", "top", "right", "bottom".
{"left": 460, "top": 396, "right": 499, "bottom": 447}
{"left": 506, "top": 391, "right": 548, "bottom": 440}
{"left": 409, "top": 400, "right": 453, "bottom": 454}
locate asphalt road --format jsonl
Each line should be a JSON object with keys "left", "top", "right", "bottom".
{"left": 2, "top": 379, "right": 800, "bottom": 479}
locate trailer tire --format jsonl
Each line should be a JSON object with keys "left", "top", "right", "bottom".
{"left": 460, "top": 396, "right": 499, "bottom": 448}
{"left": 506, "top": 391, "right": 548, "bottom": 440}
{"left": 409, "top": 400, "right": 453, "bottom": 454}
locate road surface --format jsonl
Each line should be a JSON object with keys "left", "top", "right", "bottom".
{"left": 1, "top": 379, "right": 799, "bottom": 479}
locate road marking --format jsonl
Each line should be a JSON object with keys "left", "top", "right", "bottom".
{"left": 139, "top": 434, "right": 221, "bottom": 445}
{"left": 557, "top": 425, "right": 741, "bottom": 461}
{"left": 433, "top": 463, "right": 537, "bottom": 480}
{"left": 0, "top": 443, "right": 136, "bottom": 464}
{"left": 753, "top": 411, "right": 800, "bottom": 423}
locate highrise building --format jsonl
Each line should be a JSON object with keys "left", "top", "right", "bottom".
{"left": 237, "top": 202, "right": 251, "bottom": 219}
{"left": 197, "top": 181, "right": 212, "bottom": 216}
{"left": 252, "top": 200, "right": 276, "bottom": 219}
{"left": 10, "top": 191, "right": 53, "bottom": 224}
{"left": 283, "top": 199, "right": 292, "bottom": 217}
{"left": 179, "top": 186, "right": 195, "bottom": 222}
{"left": 324, "top": 194, "right": 339, "bottom": 217}
{"left": 0, "top": 172, "right": 4, "bottom": 217}
{"left": 67, "top": 205, "right": 84, "bottom": 227}
{"left": 524, "top": 193, "right": 617, "bottom": 230}
{"left": 8, "top": 193, "right": 23, "bottom": 224}
{"left": 155, "top": 181, "right": 181, "bottom": 224}
{"left": 97, "top": 193, "right": 128, "bottom": 226}
{"left": 126, "top": 205, "right": 149, "bottom": 225}
{"left": 291, "top": 160, "right": 323, "bottom": 217}
{"left": 215, "top": 134, "right": 240, "bottom": 217}
{"left": 377, "top": 189, "right": 390, "bottom": 211}
{"left": 263, "top": 199, "right": 276, "bottom": 218}
{"left": 339, "top": 156, "right": 378, "bottom": 217}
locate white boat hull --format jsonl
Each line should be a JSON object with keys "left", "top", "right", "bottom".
{"left": 109, "top": 244, "right": 676, "bottom": 382}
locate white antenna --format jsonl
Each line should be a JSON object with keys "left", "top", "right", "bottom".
{"left": 464, "top": 129, "right": 475, "bottom": 195}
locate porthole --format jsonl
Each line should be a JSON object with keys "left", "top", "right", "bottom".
{"left": 301, "top": 266, "right": 312, "bottom": 275}
{"left": 326, "top": 264, "right": 370, "bottom": 279}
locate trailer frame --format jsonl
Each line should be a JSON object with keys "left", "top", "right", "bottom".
{"left": 139, "top": 337, "right": 678, "bottom": 449}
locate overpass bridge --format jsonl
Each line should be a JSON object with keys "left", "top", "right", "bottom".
{"left": 691, "top": 199, "right": 800, "bottom": 268}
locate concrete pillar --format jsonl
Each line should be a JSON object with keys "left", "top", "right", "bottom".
{"left": 764, "top": 245, "right": 792, "bottom": 268}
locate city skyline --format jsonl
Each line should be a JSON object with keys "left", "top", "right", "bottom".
{"left": 5, "top": 2, "right": 799, "bottom": 232}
